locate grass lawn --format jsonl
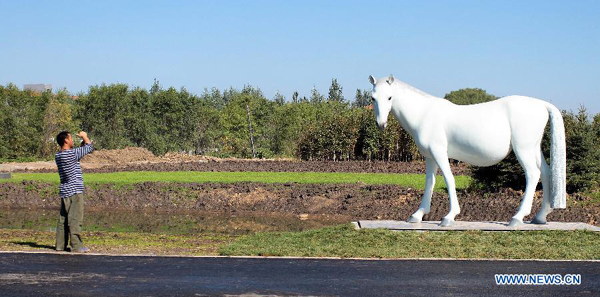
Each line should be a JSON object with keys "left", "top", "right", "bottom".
{"left": 0, "top": 229, "right": 233, "bottom": 256}
{"left": 220, "top": 224, "right": 600, "bottom": 260}
{"left": 3, "top": 171, "right": 471, "bottom": 192}
{"left": 2, "top": 224, "right": 598, "bottom": 260}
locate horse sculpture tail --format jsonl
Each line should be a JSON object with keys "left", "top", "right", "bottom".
{"left": 546, "top": 103, "right": 567, "bottom": 208}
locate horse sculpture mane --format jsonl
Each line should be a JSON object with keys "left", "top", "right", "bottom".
{"left": 369, "top": 75, "right": 566, "bottom": 227}
{"left": 392, "top": 80, "right": 437, "bottom": 99}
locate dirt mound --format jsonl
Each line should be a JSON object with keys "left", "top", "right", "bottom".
{"left": 158, "top": 152, "right": 217, "bottom": 163}
{"left": 80, "top": 147, "right": 216, "bottom": 164}
{"left": 80, "top": 147, "right": 224, "bottom": 165}
{"left": 81, "top": 147, "right": 159, "bottom": 164}
{"left": 1, "top": 181, "right": 598, "bottom": 226}
{"left": 0, "top": 148, "right": 222, "bottom": 172}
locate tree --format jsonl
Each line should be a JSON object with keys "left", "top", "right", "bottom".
{"left": 42, "top": 90, "right": 76, "bottom": 157}
{"left": 328, "top": 78, "right": 344, "bottom": 102}
{"left": 0, "top": 86, "right": 10, "bottom": 158}
{"left": 273, "top": 91, "right": 285, "bottom": 106}
{"left": 310, "top": 86, "right": 325, "bottom": 104}
{"left": 292, "top": 91, "right": 299, "bottom": 104}
{"left": 245, "top": 96, "right": 256, "bottom": 158}
{"left": 195, "top": 100, "right": 222, "bottom": 155}
{"left": 593, "top": 113, "right": 600, "bottom": 140}
{"left": 201, "top": 87, "right": 225, "bottom": 109}
{"left": 220, "top": 86, "right": 275, "bottom": 158}
{"left": 0, "top": 83, "right": 50, "bottom": 159}
{"left": 353, "top": 88, "right": 371, "bottom": 108}
{"left": 562, "top": 107, "right": 600, "bottom": 192}
{"left": 123, "top": 87, "right": 153, "bottom": 149}
{"left": 298, "top": 108, "right": 358, "bottom": 161}
{"left": 148, "top": 85, "right": 201, "bottom": 154}
{"left": 354, "top": 108, "right": 380, "bottom": 161}
{"left": 444, "top": 88, "right": 497, "bottom": 105}
{"left": 75, "top": 83, "right": 132, "bottom": 150}
{"left": 268, "top": 103, "right": 304, "bottom": 157}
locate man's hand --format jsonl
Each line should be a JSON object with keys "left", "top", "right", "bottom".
{"left": 77, "top": 131, "right": 91, "bottom": 145}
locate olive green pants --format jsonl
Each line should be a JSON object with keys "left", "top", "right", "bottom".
{"left": 56, "top": 193, "right": 85, "bottom": 251}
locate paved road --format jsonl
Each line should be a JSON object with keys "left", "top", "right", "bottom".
{"left": 0, "top": 253, "right": 597, "bottom": 296}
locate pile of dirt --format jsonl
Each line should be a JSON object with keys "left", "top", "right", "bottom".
{"left": 80, "top": 147, "right": 217, "bottom": 165}
{"left": 1, "top": 181, "right": 598, "bottom": 226}
{"left": 81, "top": 147, "right": 159, "bottom": 164}
{"left": 0, "top": 148, "right": 220, "bottom": 172}
{"left": 158, "top": 152, "right": 218, "bottom": 163}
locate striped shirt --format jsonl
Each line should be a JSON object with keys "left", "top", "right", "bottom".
{"left": 55, "top": 144, "right": 94, "bottom": 198}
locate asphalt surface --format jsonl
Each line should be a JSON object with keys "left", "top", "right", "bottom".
{"left": 0, "top": 253, "right": 598, "bottom": 296}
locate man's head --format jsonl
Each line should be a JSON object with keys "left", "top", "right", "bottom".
{"left": 56, "top": 131, "right": 74, "bottom": 149}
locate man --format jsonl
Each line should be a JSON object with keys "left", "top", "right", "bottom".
{"left": 55, "top": 131, "right": 94, "bottom": 253}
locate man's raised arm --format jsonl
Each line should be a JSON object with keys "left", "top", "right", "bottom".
{"left": 74, "top": 131, "right": 93, "bottom": 160}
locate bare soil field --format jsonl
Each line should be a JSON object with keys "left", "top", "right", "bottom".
{"left": 1, "top": 181, "right": 597, "bottom": 225}
{"left": 0, "top": 147, "right": 469, "bottom": 174}
{"left": 78, "top": 159, "right": 469, "bottom": 174}
{"left": 2, "top": 148, "right": 595, "bottom": 226}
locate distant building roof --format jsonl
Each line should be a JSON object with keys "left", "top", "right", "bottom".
{"left": 23, "top": 84, "right": 52, "bottom": 93}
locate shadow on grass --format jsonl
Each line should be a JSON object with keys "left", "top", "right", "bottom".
{"left": 10, "top": 241, "right": 56, "bottom": 250}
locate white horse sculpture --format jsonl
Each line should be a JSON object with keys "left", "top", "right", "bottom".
{"left": 369, "top": 75, "right": 566, "bottom": 227}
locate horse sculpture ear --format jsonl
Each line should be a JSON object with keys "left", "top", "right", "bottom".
{"left": 369, "top": 75, "right": 376, "bottom": 85}
{"left": 387, "top": 75, "right": 394, "bottom": 85}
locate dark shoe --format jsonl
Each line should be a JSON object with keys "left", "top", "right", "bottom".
{"left": 72, "top": 247, "right": 90, "bottom": 253}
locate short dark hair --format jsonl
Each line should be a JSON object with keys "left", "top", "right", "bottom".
{"left": 56, "top": 131, "right": 70, "bottom": 147}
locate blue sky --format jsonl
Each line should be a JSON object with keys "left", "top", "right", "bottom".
{"left": 1, "top": 0, "right": 599, "bottom": 113}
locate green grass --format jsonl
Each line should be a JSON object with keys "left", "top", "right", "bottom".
{"left": 3, "top": 171, "right": 472, "bottom": 192}
{"left": 580, "top": 190, "right": 600, "bottom": 206}
{"left": 220, "top": 224, "right": 600, "bottom": 260}
{"left": 0, "top": 229, "right": 233, "bottom": 256}
{"left": 3, "top": 224, "right": 598, "bottom": 259}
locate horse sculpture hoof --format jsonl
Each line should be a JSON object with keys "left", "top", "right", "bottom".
{"left": 531, "top": 217, "right": 547, "bottom": 225}
{"left": 439, "top": 218, "right": 454, "bottom": 227}
{"left": 508, "top": 218, "right": 523, "bottom": 227}
{"left": 408, "top": 216, "right": 421, "bottom": 223}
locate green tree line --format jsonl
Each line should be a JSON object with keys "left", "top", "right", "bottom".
{"left": 1, "top": 81, "right": 598, "bottom": 193}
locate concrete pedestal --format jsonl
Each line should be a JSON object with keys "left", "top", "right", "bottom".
{"left": 355, "top": 220, "right": 600, "bottom": 232}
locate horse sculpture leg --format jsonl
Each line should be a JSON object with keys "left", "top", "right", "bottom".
{"left": 430, "top": 150, "right": 460, "bottom": 227}
{"left": 509, "top": 148, "right": 542, "bottom": 227}
{"left": 408, "top": 158, "right": 438, "bottom": 223}
{"left": 532, "top": 152, "right": 552, "bottom": 224}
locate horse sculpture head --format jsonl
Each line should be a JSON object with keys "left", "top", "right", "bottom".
{"left": 369, "top": 74, "right": 395, "bottom": 130}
